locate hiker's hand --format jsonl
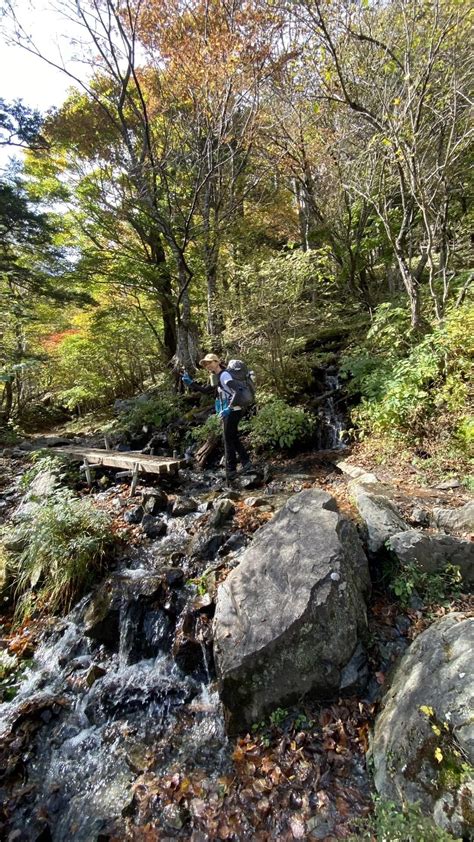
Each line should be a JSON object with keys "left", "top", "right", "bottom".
{"left": 182, "top": 372, "right": 193, "bottom": 387}
{"left": 220, "top": 406, "right": 232, "bottom": 418}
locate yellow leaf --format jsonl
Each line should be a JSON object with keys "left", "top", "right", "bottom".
{"left": 434, "top": 747, "right": 443, "bottom": 763}
{"left": 432, "top": 725, "right": 441, "bottom": 736}
{"left": 419, "top": 705, "right": 434, "bottom": 717}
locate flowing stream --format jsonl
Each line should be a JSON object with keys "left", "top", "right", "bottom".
{"left": 0, "top": 439, "right": 373, "bottom": 840}
{"left": 0, "top": 474, "right": 237, "bottom": 840}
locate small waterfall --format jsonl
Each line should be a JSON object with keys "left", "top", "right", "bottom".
{"left": 314, "top": 370, "right": 347, "bottom": 450}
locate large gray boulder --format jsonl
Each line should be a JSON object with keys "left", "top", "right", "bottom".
{"left": 432, "top": 501, "right": 474, "bottom": 536}
{"left": 371, "top": 613, "right": 474, "bottom": 838}
{"left": 351, "top": 481, "right": 409, "bottom": 553}
{"left": 388, "top": 529, "right": 474, "bottom": 586}
{"left": 213, "top": 489, "right": 370, "bottom": 733}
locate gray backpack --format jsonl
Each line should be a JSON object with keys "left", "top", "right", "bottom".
{"left": 220, "top": 359, "right": 256, "bottom": 408}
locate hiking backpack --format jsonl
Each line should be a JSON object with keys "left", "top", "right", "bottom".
{"left": 220, "top": 359, "right": 256, "bottom": 408}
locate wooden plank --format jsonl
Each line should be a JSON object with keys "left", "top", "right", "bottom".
{"left": 55, "top": 446, "right": 186, "bottom": 475}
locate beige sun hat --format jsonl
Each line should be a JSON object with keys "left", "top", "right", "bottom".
{"left": 199, "top": 353, "right": 221, "bottom": 366}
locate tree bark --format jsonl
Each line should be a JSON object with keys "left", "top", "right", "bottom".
{"left": 175, "top": 256, "right": 200, "bottom": 371}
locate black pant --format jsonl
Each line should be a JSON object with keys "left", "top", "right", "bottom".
{"left": 223, "top": 410, "right": 249, "bottom": 471}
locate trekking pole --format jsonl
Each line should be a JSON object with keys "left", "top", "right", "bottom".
{"left": 222, "top": 416, "right": 230, "bottom": 486}
{"left": 216, "top": 396, "right": 230, "bottom": 485}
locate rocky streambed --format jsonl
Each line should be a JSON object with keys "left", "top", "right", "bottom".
{"left": 0, "top": 449, "right": 473, "bottom": 840}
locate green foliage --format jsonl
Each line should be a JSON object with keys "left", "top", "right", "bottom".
{"left": 454, "top": 417, "right": 474, "bottom": 452}
{"left": 349, "top": 797, "right": 460, "bottom": 841}
{"left": 222, "top": 250, "right": 338, "bottom": 398}
{"left": 419, "top": 705, "right": 474, "bottom": 794}
{"left": 0, "top": 421, "right": 21, "bottom": 446}
{"left": 186, "top": 575, "right": 210, "bottom": 597}
{"left": 1, "top": 491, "right": 116, "bottom": 617}
{"left": 391, "top": 562, "right": 463, "bottom": 609}
{"left": 0, "top": 98, "right": 46, "bottom": 148}
{"left": 341, "top": 301, "right": 474, "bottom": 447}
{"left": 269, "top": 707, "right": 289, "bottom": 727}
{"left": 119, "top": 392, "right": 182, "bottom": 434}
{"left": 51, "top": 305, "right": 165, "bottom": 412}
{"left": 250, "top": 399, "right": 315, "bottom": 451}
{"left": 191, "top": 413, "right": 222, "bottom": 444}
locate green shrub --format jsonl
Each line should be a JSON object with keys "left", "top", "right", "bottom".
{"left": 250, "top": 399, "right": 315, "bottom": 451}
{"left": 2, "top": 490, "right": 116, "bottom": 617}
{"left": 341, "top": 301, "right": 473, "bottom": 444}
{"left": 455, "top": 417, "right": 474, "bottom": 452}
{"left": 349, "top": 797, "right": 460, "bottom": 841}
{"left": 0, "top": 422, "right": 21, "bottom": 446}
{"left": 191, "top": 413, "right": 222, "bottom": 445}
{"left": 119, "top": 393, "right": 182, "bottom": 434}
{"left": 391, "top": 561, "right": 463, "bottom": 608}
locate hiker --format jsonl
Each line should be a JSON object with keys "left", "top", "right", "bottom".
{"left": 182, "top": 353, "right": 254, "bottom": 479}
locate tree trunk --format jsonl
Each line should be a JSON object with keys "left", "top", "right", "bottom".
{"left": 205, "top": 245, "right": 223, "bottom": 343}
{"left": 195, "top": 434, "right": 220, "bottom": 468}
{"left": 1, "top": 380, "right": 13, "bottom": 423}
{"left": 150, "top": 234, "right": 177, "bottom": 359}
{"left": 395, "top": 251, "right": 420, "bottom": 328}
{"left": 175, "top": 256, "right": 200, "bottom": 371}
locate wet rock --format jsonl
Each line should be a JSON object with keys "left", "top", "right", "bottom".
{"left": 162, "top": 802, "right": 188, "bottom": 831}
{"left": 197, "top": 499, "right": 213, "bottom": 513}
{"left": 141, "top": 488, "right": 168, "bottom": 514}
{"left": 140, "top": 514, "right": 167, "bottom": 539}
{"left": 85, "top": 663, "right": 107, "bottom": 687}
{"left": 173, "top": 611, "right": 208, "bottom": 675}
{"left": 371, "top": 613, "right": 474, "bottom": 839}
{"left": 192, "top": 592, "right": 214, "bottom": 612}
{"left": 216, "top": 489, "right": 241, "bottom": 502}
{"left": 214, "top": 489, "right": 370, "bottom": 733}
{"left": 124, "top": 505, "right": 144, "bottom": 525}
{"left": 125, "top": 742, "right": 152, "bottom": 774}
{"left": 66, "top": 655, "right": 93, "bottom": 673}
{"left": 339, "top": 642, "right": 369, "bottom": 695}
{"left": 189, "top": 530, "right": 227, "bottom": 561}
{"left": 142, "top": 609, "right": 173, "bottom": 654}
{"left": 83, "top": 571, "right": 165, "bottom": 646}
{"left": 388, "top": 529, "right": 474, "bottom": 585}
{"left": 431, "top": 501, "right": 474, "bottom": 535}
{"left": 171, "top": 496, "right": 198, "bottom": 517}
{"left": 219, "top": 531, "right": 248, "bottom": 557}
{"left": 164, "top": 567, "right": 185, "bottom": 588}
{"left": 235, "top": 472, "right": 263, "bottom": 490}
{"left": 209, "top": 498, "right": 235, "bottom": 528}
{"left": 351, "top": 481, "right": 409, "bottom": 553}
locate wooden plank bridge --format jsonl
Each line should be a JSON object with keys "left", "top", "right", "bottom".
{"left": 55, "top": 446, "right": 187, "bottom": 494}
